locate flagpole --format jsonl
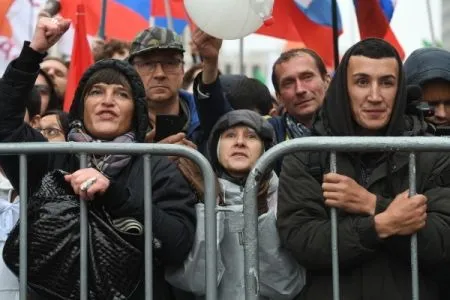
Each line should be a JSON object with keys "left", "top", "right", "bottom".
{"left": 98, "top": 0, "right": 108, "bottom": 39}
{"left": 163, "top": 0, "right": 174, "bottom": 31}
{"left": 426, "top": 0, "right": 437, "bottom": 46}
{"left": 239, "top": 38, "right": 244, "bottom": 75}
{"left": 331, "top": 0, "right": 339, "bottom": 69}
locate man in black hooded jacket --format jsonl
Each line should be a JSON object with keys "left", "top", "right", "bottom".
{"left": 404, "top": 47, "right": 450, "bottom": 128}
{"left": 277, "top": 38, "right": 450, "bottom": 300}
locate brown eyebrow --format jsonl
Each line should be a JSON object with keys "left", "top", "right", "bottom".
{"left": 280, "top": 75, "right": 296, "bottom": 83}
{"left": 281, "top": 70, "right": 315, "bottom": 82}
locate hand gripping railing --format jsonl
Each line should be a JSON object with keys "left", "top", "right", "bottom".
{"left": 0, "top": 142, "right": 217, "bottom": 300}
{"left": 243, "top": 136, "right": 450, "bottom": 300}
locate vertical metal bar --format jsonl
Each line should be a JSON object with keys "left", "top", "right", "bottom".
{"left": 330, "top": 151, "right": 340, "bottom": 300}
{"left": 19, "top": 155, "right": 27, "bottom": 300}
{"left": 204, "top": 168, "right": 217, "bottom": 300}
{"left": 79, "top": 154, "right": 88, "bottom": 300}
{"left": 409, "top": 152, "right": 419, "bottom": 300}
{"left": 243, "top": 170, "right": 260, "bottom": 300}
{"left": 239, "top": 38, "right": 245, "bottom": 75}
{"left": 143, "top": 155, "right": 153, "bottom": 300}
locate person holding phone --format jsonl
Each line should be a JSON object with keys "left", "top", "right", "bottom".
{"left": 128, "top": 27, "right": 226, "bottom": 153}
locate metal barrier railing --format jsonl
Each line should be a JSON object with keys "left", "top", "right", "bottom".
{"left": 243, "top": 136, "right": 450, "bottom": 300}
{"left": 0, "top": 142, "right": 217, "bottom": 300}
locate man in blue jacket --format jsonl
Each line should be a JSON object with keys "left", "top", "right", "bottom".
{"left": 128, "top": 27, "right": 205, "bottom": 150}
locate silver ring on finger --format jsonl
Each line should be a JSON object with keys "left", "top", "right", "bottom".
{"left": 80, "top": 177, "right": 97, "bottom": 192}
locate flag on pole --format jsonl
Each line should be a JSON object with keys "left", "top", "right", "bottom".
{"left": 58, "top": 0, "right": 189, "bottom": 59}
{"left": 59, "top": 0, "right": 188, "bottom": 41}
{"left": 150, "top": 0, "right": 188, "bottom": 33}
{"left": 63, "top": 3, "right": 93, "bottom": 112}
{"left": 256, "top": 0, "right": 343, "bottom": 68}
{"left": 59, "top": 0, "right": 149, "bottom": 41}
{"left": 353, "top": 0, "right": 405, "bottom": 59}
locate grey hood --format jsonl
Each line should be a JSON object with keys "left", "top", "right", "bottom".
{"left": 207, "top": 109, "right": 275, "bottom": 177}
{"left": 404, "top": 47, "right": 450, "bottom": 87}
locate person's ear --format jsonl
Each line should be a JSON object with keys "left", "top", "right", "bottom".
{"left": 323, "top": 73, "right": 331, "bottom": 89}
{"left": 275, "top": 92, "right": 285, "bottom": 105}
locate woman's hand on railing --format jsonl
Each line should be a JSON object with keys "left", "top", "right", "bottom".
{"left": 64, "top": 168, "right": 110, "bottom": 201}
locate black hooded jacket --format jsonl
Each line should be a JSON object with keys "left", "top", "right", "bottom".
{"left": 0, "top": 42, "right": 196, "bottom": 299}
{"left": 277, "top": 39, "right": 450, "bottom": 300}
{"left": 320, "top": 40, "right": 406, "bottom": 137}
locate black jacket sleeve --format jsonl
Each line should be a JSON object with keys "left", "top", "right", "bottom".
{"left": 0, "top": 41, "right": 49, "bottom": 195}
{"left": 193, "top": 73, "right": 232, "bottom": 141}
{"left": 277, "top": 152, "right": 383, "bottom": 270}
{"left": 97, "top": 156, "right": 196, "bottom": 267}
{"left": 383, "top": 152, "right": 450, "bottom": 267}
{"left": 150, "top": 156, "right": 197, "bottom": 266}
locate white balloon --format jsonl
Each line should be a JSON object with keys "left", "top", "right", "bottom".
{"left": 184, "top": 0, "right": 274, "bottom": 40}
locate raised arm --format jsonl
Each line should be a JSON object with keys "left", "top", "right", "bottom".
{"left": 192, "top": 30, "right": 232, "bottom": 140}
{"left": 0, "top": 16, "right": 70, "bottom": 195}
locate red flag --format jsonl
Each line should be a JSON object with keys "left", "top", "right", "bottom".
{"left": 354, "top": 0, "right": 405, "bottom": 59}
{"left": 59, "top": 0, "right": 149, "bottom": 40}
{"left": 151, "top": 0, "right": 187, "bottom": 19}
{"left": 63, "top": 3, "right": 93, "bottom": 112}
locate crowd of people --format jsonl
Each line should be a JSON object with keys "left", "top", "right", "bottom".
{"left": 0, "top": 10, "right": 450, "bottom": 300}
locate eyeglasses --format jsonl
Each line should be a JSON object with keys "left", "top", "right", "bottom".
{"left": 133, "top": 59, "right": 183, "bottom": 76}
{"left": 35, "top": 84, "right": 50, "bottom": 96}
{"left": 36, "top": 127, "right": 64, "bottom": 138}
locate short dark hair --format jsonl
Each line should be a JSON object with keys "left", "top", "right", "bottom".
{"left": 41, "top": 109, "right": 70, "bottom": 136}
{"left": 271, "top": 48, "right": 328, "bottom": 94}
{"left": 82, "top": 68, "right": 132, "bottom": 100}
{"left": 350, "top": 38, "right": 398, "bottom": 59}
{"left": 221, "top": 75, "right": 273, "bottom": 115}
{"left": 94, "top": 39, "right": 131, "bottom": 62}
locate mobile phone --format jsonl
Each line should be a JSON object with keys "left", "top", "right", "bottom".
{"left": 154, "top": 115, "right": 185, "bottom": 142}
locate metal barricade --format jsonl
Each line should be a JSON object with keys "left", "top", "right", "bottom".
{"left": 0, "top": 142, "right": 217, "bottom": 300}
{"left": 243, "top": 136, "right": 450, "bottom": 300}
